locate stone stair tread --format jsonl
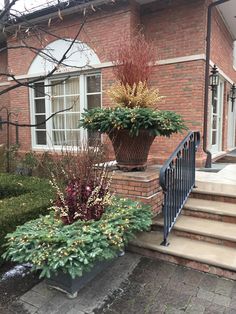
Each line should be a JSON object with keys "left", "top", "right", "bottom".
{"left": 131, "top": 231, "right": 236, "bottom": 271}
{"left": 153, "top": 215, "right": 236, "bottom": 242}
{"left": 184, "top": 198, "right": 236, "bottom": 216}
{"left": 193, "top": 186, "right": 236, "bottom": 199}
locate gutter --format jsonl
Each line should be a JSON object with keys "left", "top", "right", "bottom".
{"left": 4, "top": 0, "right": 122, "bottom": 27}
{"left": 203, "top": 0, "right": 230, "bottom": 168}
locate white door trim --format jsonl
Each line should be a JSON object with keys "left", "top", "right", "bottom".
{"left": 227, "top": 99, "right": 236, "bottom": 149}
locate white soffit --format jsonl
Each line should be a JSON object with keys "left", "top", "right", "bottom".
{"left": 28, "top": 39, "right": 101, "bottom": 76}
{"left": 216, "top": 1, "right": 236, "bottom": 40}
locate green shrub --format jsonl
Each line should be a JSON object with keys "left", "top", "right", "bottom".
{"left": 80, "top": 107, "right": 187, "bottom": 137}
{"left": 3, "top": 198, "right": 152, "bottom": 279}
{"left": 0, "top": 173, "right": 54, "bottom": 259}
{"left": 0, "top": 184, "right": 28, "bottom": 199}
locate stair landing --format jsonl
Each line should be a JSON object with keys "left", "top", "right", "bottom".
{"left": 215, "top": 149, "right": 236, "bottom": 163}
{"left": 196, "top": 164, "right": 236, "bottom": 190}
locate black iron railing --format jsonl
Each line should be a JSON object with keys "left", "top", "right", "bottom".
{"left": 159, "top": 131, "right": 200, "bottom": 246}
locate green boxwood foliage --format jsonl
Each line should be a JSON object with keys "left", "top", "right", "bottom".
{"left": 80, "top": 107, "right": 187, "bottom": 137}
{"left": 0, "top": 174, "right": 54, "bottom": 259}
{"left": 3, "top": 198, "right": 152, "bottom": 279}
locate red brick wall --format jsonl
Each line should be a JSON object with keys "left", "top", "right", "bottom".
{"left": 141, "top": 0, "right": 206, "bottom": 60}
{"left": 6, "top": 1, "right": 139, "bottom": 151}
{"left": 141, "top": 0, "right": 236, "bottom": 164}
{"left": 210, "top": 6, "right": 236, "bottom": 82}
{"left": 7, "top": 2, "right": 138, "bottom": 75}
{"left": 141, "top": 0, "right": 206, "bottom": 164}
{"left": 209, "top": 4, "right": 236, "bottom": 153}
{"left": 1, "top": 0, "right": 236, "bottom": 166}
{"left": 147, "top": 60, "right": 205, "bottom": 164}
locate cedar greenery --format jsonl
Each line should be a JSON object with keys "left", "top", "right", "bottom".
{"left": 80, "top": 106, "right": 187, "bottom": 137}
{"left": 2, "top": 198, "right": 152, "bottom": 279}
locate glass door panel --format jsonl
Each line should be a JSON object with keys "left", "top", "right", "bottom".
{"left": 211, "top": 80, "right": 224, "bottom": 153}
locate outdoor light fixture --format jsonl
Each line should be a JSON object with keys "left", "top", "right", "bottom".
{"left": 229, "top": 83, "right": 236, "bottom": 112}
{"left": 209, "top": 64, "right": 219, "bottom": 91}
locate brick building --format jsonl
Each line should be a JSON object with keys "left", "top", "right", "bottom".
{"left": 0, "top": 0, "right": 236, "bottom": 167}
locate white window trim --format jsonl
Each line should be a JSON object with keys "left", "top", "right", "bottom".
{"left": 233, "top": 41, "right": 236, "bottom": 69}
{"left": 30, "top": 72, "right": 102, "bottom": 150}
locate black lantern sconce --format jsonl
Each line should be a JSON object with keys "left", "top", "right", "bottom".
{"left": 209, "top": 64, "right": 219, "bottom": 92}
{"left": 229, "top": 83, "right": 236, "bottom": 112}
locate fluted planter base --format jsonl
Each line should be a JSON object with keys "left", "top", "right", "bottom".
{"left": 108, "top": 129, "right": 155, "bottom": 172}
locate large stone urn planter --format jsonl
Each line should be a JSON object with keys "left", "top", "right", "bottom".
{"left": 108, "top": 129, "right": 156, "bottom": 171}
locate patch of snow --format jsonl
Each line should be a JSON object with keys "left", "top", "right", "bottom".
{"left": 1, "top": 263, "right": 32, "bottom": 281}
{"left": 96, "top": 160, "right": 117, "bottom": 167}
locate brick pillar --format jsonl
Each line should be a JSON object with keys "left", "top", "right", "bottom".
{"left": 110, "top": 165, "right": 163, "bottom": 215}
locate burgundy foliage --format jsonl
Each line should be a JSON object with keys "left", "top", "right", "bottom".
{"left": 55, "top": 178, "right": 109, "bottom": 225}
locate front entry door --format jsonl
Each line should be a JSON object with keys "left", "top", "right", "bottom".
{"left": 227, "top": 99, "right": 236, "bottom": 149}
{"left": 211, "top": 80, "right": 224, "bottom": 153}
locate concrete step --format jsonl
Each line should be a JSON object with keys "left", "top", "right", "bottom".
{"left": 153, "top": 215, "right": 236, "bottom": 247}
{"left": 183, "top": 198, "right": 236, "bottom": 223}
{"left": 130, "top": 231, "right": 236, "bottom": 279}
{"left": 191, "top": 187, "right": 236, "bottom": 204}
{"left": 216, "top": 155, "right": 236, "bottom": 164}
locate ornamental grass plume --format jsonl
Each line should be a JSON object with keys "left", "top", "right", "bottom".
{"left": 109, "top": 33, "right": 163, "bottom": 108}
{"left": 107, "top": 81, "right": 163, "bottom": 108}
{"left": 111, "top": 33, "right": 156, "bottom": 86}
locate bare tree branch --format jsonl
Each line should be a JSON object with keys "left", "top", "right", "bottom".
{"left": 0, "top": 105, "right": 74, "bottom": 127}
{"left": 0, "top": 14, "right": 87, "bottom": 96}
{"left": 0, "top": 0, "right": 19, "bottom": 21}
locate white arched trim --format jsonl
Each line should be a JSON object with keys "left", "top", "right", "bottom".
{"left": 28, "top": 39, "right": 101, "bottom": 76}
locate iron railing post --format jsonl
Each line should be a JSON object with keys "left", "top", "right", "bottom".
{"left": 160, "top": 131, "right": 200, "bottom": 245}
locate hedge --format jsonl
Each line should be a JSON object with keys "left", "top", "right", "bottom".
{"left": 0, "top": 173, "right": 54, "bottom": 259}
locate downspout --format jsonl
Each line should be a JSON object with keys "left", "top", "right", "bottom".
{"left": 203, "top": 0, "right": 230, "bottom": 168}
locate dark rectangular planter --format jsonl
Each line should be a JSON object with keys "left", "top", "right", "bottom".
{"left": 46, "top": 259, "right": 114, "bottom": 298}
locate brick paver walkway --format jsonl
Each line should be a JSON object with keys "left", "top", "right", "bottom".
{"left": 100, "top": 258, "right": 236, "bottom": 314}
{"left": 7, "top": 254, "right": 236, "bottom": 313}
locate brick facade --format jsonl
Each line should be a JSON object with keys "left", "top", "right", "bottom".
{"left": 0, "top": 0, "right": 235, "bottom": 166}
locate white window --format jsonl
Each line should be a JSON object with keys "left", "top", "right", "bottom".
{"left": 233, "top": 41, "right": 236, "bottom": 69}
{"left": 31, "top": 73, "right": 101, "bottom": 149}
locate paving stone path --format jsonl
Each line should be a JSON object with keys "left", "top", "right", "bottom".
{"left": 3, "top": 253, "right": 236, "bottom": 314}
{"left": 99, "top": 258, "right": 236, "bottom": 314}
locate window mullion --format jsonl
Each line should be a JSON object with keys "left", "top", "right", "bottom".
{"left": 63, "top": 80, "right": 67, "bottom": 146}
{"left": 80, "top": 74, "right": 86, "bottom": 142}
{"left": 30, "top": 86, "right": 36, "bottom": 148}
{"left": 45, "top": 79, "right": 51, "bottom": 148}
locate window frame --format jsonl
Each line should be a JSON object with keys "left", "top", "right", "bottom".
{"left": 30, "top": 71, "right": 102, "bottom": 150}
{"left": 233, "top": 41, "right": 236, "bottom": 70}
